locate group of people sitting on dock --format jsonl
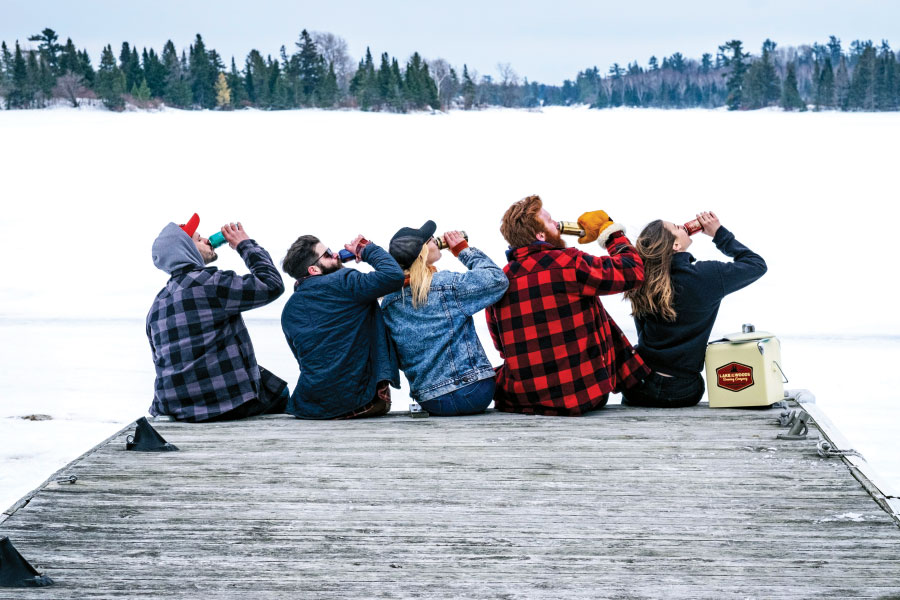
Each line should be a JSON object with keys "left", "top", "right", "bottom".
{"left": 146, "top": 195, "right": 766, "bottom": 423}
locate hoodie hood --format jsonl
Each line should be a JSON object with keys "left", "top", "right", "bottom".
{"left": 152, "top": 222, "right": 206, "bottom": 274}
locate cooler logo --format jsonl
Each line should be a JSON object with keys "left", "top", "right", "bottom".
{"left": 716, "top": 362, "right": 754, "bottom": 392}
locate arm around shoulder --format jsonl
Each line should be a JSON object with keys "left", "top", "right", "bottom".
{"left": 575, "top": 229, "right": 645, "bottom": 296}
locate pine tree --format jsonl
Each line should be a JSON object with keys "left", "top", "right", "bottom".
{"left": 812, "top": 60, "right": 823, "bottom": 110}
{"left": 189, "top": 34, "right": 215, "bottom": 108}
{"left": 720, "top": 40, "right": 748, "bottom": 110}
{"left": 376, "top": 52, "right": 395, "bottom": 109}
{"left": 8, "top": 41, "right": 32, "bottom": 108}
{"left": 96, "top": 44, "right": 125, "bottom": 110}
{"left": 827, "top": 36, "right": 842, "bottom": 67}
{"left": 461, "top": 64, "right": 476, "bottom": 109}
{"left": 142, "top": 48, "right": 167, "bottom": 99}
{"left": 848, "top": 43, "right": 876, "bottom": 110}
{"left": 834, "top": 56, "right": 851, "bottom": 110}
{"left": 27, "top": 28, "right": 61, "bottom": 75}
{"left": 295, "top": 29, "right": 324, "bottom": 104}
{"left": 227, "top": 57, "right": 245, "bottom": 108}
{"left": 161, "top": 41, "right": 190, "bottom": 107}
{"left": 875, "top": 41, "right": 896, "bottom": 110}
{"left": 318, "top": 61, "right": 339, "bottom": 107}
{"left": 349, "top": 48, "right": 376, "bottom": 110}
{"left": 131, "top": 78, "right": 151, "bottom": 102}
{"left": 119, "top": 43, "right": 139, "bottom": 91}
{"left": 780, "top": 62, "right": 805, "bottom": 110}
{"left": 26, "top": 51, "right": 45, "bottom": 107}
{"left": 58, "top": 38, "right": 79, "bottom": 76}
{"left": 593, "top": 81, "right": 609, "bottom": 108}
{"left": 0, "top": 41, "right": 11, "bottom": 99}
{"left": 743, "top": 39, "right": 780, "bottom": 109}
{"left": 77, "top": 49, "right": 95, "bottom": 88}
{"left": 214, "top": 72, "right": 230, "bottom": 108}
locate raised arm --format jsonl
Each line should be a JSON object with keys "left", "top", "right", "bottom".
{"left": 575, "top": 228, "right": 645, "bottom": 296}
{"left": 215, "top": 223, "right": 285, "bottom": 315}
{"left": 342, "top": 242, "right": 405, "bottom": 303}
{"left": 440, "top": 232, "right": 509, "bottom": 317}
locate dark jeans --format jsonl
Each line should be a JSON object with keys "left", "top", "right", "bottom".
{"left": 206, "top": 366, "right": 289, "bottom": 421}
{"left": 621, "top": 371, "right": 705, "bottom": 408}
{"left": 419, "top": 377, "right": 495, "bottom": 416}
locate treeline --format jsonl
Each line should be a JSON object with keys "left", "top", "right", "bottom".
{"left": 0, "top": 28, "right": 448, "bottom": 111}
{"left": 2, "top": 28, "right": 899, "bottom": 113}
{"left": 578, "top": 36, "right": 900, "bottom": 112}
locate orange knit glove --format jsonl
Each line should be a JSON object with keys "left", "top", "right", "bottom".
{"left": 577, "top": 210, "right": 613, "bottom": 244}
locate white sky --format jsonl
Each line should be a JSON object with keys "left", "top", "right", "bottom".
{"left": 3, "top": 0, "right": 899, "bottom": 84}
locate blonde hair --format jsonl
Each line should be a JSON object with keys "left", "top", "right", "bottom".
{"left": 407, "top": 244, "right": 434, "bottom": 308}
{"left": 624, "top": 220, "right": 677, "bottom": 322}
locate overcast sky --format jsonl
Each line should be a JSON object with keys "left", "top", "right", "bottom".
{"left": 3, "top": 0, "right": 899, "bottom": 84}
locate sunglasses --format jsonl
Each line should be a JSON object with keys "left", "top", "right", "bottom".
{"left": 316, "top": 248, "right": 336, "bottom": 262}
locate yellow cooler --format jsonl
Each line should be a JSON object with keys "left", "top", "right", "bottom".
{"left": 705, "top": 325, "right": 785, "bottom": 408}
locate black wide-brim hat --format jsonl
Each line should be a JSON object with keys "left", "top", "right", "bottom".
{"left": 389, "top": 220, "right": 437, "bottom": 270}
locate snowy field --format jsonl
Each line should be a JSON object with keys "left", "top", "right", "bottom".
{"left": 1, "top": 105, "right": 898, "bottom": 512}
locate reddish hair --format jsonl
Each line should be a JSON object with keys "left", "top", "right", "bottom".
{"left": 500, "top": 195, "right": 544, "bottom": 248}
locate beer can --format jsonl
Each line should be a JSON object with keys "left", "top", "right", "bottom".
{"left": 435, "top": 231, "right": 468, "bottom": 250}
{"left": 682, "top": 219, "right": 702, "bottom": 236}
{"left": 557, "top": 221, "right": 586, "bottom": 237}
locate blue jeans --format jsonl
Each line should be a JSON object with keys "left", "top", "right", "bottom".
{"left": 418, "top": 377, "right": 495, "bottom": 416}
{"left": 621, "top": 371, "right": 705, "bottom": 408}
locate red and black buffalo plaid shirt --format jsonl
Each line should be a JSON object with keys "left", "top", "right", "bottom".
{"left": 486, "top": 233, "right": 650, "bottom": 416}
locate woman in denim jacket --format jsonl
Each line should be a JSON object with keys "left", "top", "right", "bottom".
{"left": 382, "top": 221, "right": 509, "bottom": 416}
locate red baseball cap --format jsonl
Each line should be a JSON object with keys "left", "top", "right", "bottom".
{"left": 179, "top": 213, "right": 200, "bottom": 237}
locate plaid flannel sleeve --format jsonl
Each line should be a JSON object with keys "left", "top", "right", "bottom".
{"left": 216, "top": 240, "right": 285, "bottom": 315}
{"left": 575, "top": 232, "right": 645, "bottom": 296}
{"left": 485, "top": 304, "right": 506, "bottom": 359}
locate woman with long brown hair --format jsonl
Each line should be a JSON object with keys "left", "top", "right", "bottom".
{"left": 622, "top": 211, "right": 767, "bottom": 407}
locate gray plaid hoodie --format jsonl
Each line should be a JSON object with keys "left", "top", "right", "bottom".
{"left": 146, "top": 223, "right": 286, "bottom": 421}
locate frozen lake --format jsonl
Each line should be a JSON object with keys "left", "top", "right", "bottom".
{"left": 1, "top": 105, "right": 898, "bottom": 512}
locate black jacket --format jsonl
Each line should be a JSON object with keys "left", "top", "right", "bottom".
{"left": 634, "top": 226, "right": 767, "bottom": 378}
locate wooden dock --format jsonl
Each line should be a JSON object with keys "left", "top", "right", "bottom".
{"left": 2, "top": 402, "right": 899, "bottom": 599}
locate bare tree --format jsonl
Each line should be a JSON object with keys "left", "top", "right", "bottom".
{"left": 497, "top": 63, "right": 519, "bottom": 107}
{"left": 53, "top": 72, "right": 88, "bottom": 108}
{"left": 313, "top": 31, "right": 354, "bottom": 91}
{"left": 427, "top": 57, "right": 457, "bottom": 110}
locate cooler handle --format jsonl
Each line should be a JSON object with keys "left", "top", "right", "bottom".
{"left": 773, "top": 360, "right": 788, "bottom": 384}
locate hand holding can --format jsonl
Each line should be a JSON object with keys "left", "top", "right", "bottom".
{"left": 436, "top": 230, "right": 468, "bottom": 250}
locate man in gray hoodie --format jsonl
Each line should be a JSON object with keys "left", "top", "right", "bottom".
{"left": 147, "top": 214, "right": 288, "bottom": 422}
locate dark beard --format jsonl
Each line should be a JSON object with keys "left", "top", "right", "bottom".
{"left": 544, "top": 226, "right": 567, "bottom": 249}
{"left": 204, "top": 251, "right": 218, "bottom": 265}
{"left": 318, "top": 261, "right": 344, "bottom": 275}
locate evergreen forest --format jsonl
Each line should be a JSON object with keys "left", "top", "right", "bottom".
{"left": 2, "top": 28, "right": 899, "bottom": 113}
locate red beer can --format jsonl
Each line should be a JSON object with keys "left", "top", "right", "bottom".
{"left": 683, "top": 219, "right": 702, "bottom": 236}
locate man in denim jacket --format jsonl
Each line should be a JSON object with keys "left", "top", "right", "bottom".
{"left": 281, "top": 234, "right": 405, "bottom": 419}
{"left": 382, "top": 222, "right": 508, "bottom": 416}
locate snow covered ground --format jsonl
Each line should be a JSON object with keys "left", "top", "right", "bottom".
{"left": 1, "top": 105, "right": 898, "bottom": 512}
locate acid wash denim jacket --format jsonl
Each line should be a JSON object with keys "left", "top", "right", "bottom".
{"left": 381, "top": 246, "right": 509, "bottom": 401}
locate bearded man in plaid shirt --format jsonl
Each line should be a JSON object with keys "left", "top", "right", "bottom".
{"left": 147, "top": 214, "right": 289, "bottom": 422}
{"left": 486, "top": 195, "right": 650, "bottom": 416}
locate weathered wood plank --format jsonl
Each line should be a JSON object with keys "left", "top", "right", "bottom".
{"left": 2, "top": 403, "right": 899, "bottom": 599}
